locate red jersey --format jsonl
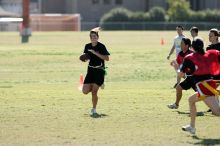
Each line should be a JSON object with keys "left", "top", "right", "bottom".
{"left": 205, "top": 50, "right": 220, "bottom": 76}
{"left": 185, "top": 53, "right": 210, "bottom": 75}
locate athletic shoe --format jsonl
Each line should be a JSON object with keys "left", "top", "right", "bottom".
{"left": 196, "top": 112, "right": 204, "bottom": 116}
{"left": 207, "top": 109, "right": 212, "bottom": 112}
{"left": 182, "top": 124, "right": 196, "bottom": 134}
{"left": 167, "top": 103, "right": 179, "bottom": 109}
{"left": 90, "top": 109, "right": 100, "bottom": 118}
{"left": 91, "top": 113, "right": 100, "bottom": 118}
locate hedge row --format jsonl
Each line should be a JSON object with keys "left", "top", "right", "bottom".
{"left": 100, "top": 3, "right": 220, "bottom": 29}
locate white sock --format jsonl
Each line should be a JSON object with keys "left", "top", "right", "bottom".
{"left": 91, "top": 108, "right": 96, "bottom": 113}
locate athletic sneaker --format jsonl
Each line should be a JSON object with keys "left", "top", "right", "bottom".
{"left": 167, "top": 103, "right": 179, "bottom": 109}
{"left": 182, "top": 124, "right": 196, "bottom": 134}
{"left": 90, "top": 109, "right": 101, "bottom": 118}
{"left": 207, "top": 109, "right": 212, "bottom": 112}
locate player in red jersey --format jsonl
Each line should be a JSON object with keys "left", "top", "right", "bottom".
{"left": 179, "top": 38, "right": 220, "bottom": 134}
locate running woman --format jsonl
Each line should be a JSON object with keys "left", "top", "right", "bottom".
{"left": 80, "top": 27, "right": 110, "bottom": 117}
{"left": 167, "top": 37, "right": 194, "bottom": 109}
{"left": 179, "top": 38, "right": 220, "bottom": 134}
{"left": 167, "top": 25, "right": 185, "bottom": 88}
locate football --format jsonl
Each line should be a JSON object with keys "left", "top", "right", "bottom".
{"left": 79, "top": 53, "right": 90, "bottom": 62}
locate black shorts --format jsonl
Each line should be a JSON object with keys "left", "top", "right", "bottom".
{"left": 179, "top": 76, "right": 196, "bottom": 91}
{"left": 212, "top": 74, "right": 220, "bottom": 80}
{"left": 84, "top": 67, "right": 105, "bottom": 86}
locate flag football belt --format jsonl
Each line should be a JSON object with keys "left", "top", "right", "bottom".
{"left": 88, "top": 63, "right": 103, "bottom": 69}
{"left": 196, "top": 79, "right": 220, "bottom": 100}
{"left": 88, "top": 63, "right": 108, "bottom": 76}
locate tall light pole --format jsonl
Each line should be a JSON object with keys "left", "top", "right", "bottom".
{"left": 21, "top": 0, "right": 31, "bottom": 43}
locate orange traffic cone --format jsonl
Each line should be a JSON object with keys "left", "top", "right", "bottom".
{"left": 160, "top": 38, "right": 165, "bottom": 45}
{"left": 78, "top": 73, "right": 84, "bottom": 91}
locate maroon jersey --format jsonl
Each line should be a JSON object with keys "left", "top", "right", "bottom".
{"left": 176, "top": 49, "right": 193, "bottom": 65}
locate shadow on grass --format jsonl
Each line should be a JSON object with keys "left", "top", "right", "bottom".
{"left": 192, "top": 135, "right": 220, "bottom": 145}
{"left": 90, "top": 113, "right": 109, "bottom": 118}
{"left": 84, "top": 113, "right": 109, "bottom": 118}
{"left": 0, "top": 86, "right": 13, "bottom": 88}
{"left": 176, "top": 111, "right": 205, "bottom": 116}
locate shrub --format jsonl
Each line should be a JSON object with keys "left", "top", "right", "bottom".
{"left": 129, "top": 12, "right": 150, "bottom": 22}
{"left": 167, "top": 0, "right": 191, "bottom": 21}
{"left": 100, "top": 7, "right": 131, "bottom": 23}
{"left": 149, "top": 7, "right": 166, "bottom": 21}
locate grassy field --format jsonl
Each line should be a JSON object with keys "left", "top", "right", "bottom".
{"left": 0, "top": 31, "right": 219, "bottom": 146}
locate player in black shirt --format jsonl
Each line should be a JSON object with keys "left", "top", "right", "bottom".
{"left": 206, "top": 28, "right": 220, "bottom": 51}
{"left": 80, "top": 28, "right": 110, "bottom": 117}
{"left": 206, "top": 28, "right": 220, "bottom": 112}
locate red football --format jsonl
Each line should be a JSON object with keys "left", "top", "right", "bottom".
{"left": 79, "top": 53, "right": 90, "bottom": 62}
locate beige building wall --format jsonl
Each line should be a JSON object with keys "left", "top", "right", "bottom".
{"left": 66, "top": 0, "right": 167, "bottom": 22}
{"left": 1, "top": 0, "right": 22, "bottom": 14}
{"left": 38, "top": 0, "right": 220, "bottom": 22}
{"left": 1, "top": 0, "right": 220, "bottom": 22}
{"left": 41, "top": 0, "right": 65, "bottom": 13}
{"left": 69, "top": 0, "right": 153, "bottom": 22}
{"left": 0, "top": 0, "right": 41, "bottom": 14}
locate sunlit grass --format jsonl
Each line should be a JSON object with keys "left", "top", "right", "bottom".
{"left": 0, "top": 31, "right": 219, "bottom": 146}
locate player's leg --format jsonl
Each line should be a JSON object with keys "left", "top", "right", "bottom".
{"left": 175, "top": 84, "right": 183, "bottom": 106}
{"left": 91, "top": 83, "right": 100, "bottom": 114}
{"left": 167, "top": 84, "right": 182, "bottom": 109}
{"left": 82, "top": 71, "right": 93, "bottom": 94}
{"left": 203, "top": 96, "right": 220, "bottom": 116}
{"left": 182, "top": 93, "right": 198, "bottom": 134}
{"left": 167, "top": 77, "right": 193, "bottom": 109}
{"left": 82, "top": 84, "right": 92, "bottom": 94}
{"left": 188, "top": 93, "right": 200, "bottom": 128}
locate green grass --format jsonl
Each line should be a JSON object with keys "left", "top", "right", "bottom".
{"left": 0, "top": 31, "right": 220, "bottom": 146}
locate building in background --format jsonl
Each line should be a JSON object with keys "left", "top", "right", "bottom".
{"left": 189, "top": 0, "right": 220, "bottom": 11}
{"left": 40, "top": 0, "right": 167, "bottom": 22}
{"left": 39, "top": 0, "right": 220, "bottom": 22}
{"left": 1, "top": 0, "right": 220, "bottom": 31}
{"left": 0, "top": 0, "right": 41, "bottom": 14}
{"left": 1, "top": 0, "right": 220, "bottom": 22}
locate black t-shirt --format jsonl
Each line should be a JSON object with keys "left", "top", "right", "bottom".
{"left": 206, "top": 43, "right": 220, "bottom": 51}
{"left": 84, "top": 42, "right": 110, "bottom": 67}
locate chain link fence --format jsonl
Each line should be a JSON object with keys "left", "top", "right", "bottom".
{"left": 1, "top": 21, "right": 220, "bottom": 31}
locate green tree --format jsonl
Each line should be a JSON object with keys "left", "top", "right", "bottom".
{"left": 149, "top": 7, "right": 166, "bottom": 21}
{"left": 167, "top": 0, "right": 191, "bottom": 21}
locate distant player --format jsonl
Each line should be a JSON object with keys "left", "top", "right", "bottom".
{"left": 206, "top": 28, "right": 220, "bottom": 51}
{"left": 167, "top": 25, "right": 185, "bottom": 88}
{"left": 180, "top": 38, "right": 220, "bottom": 134}
{"left": 190, "top": 26, "right": 199, "bottom": 41}
{"left": 206, "top": 28, "right": 220, "bottom": 112}
{"left": 167, "top": 37, "right": 194, "bottom": 109}
{"left": 206, "top": 29, "right": 220, "bottom": 83}
{"left": 79, "top": 27, "right": 110, "bottom": 117}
